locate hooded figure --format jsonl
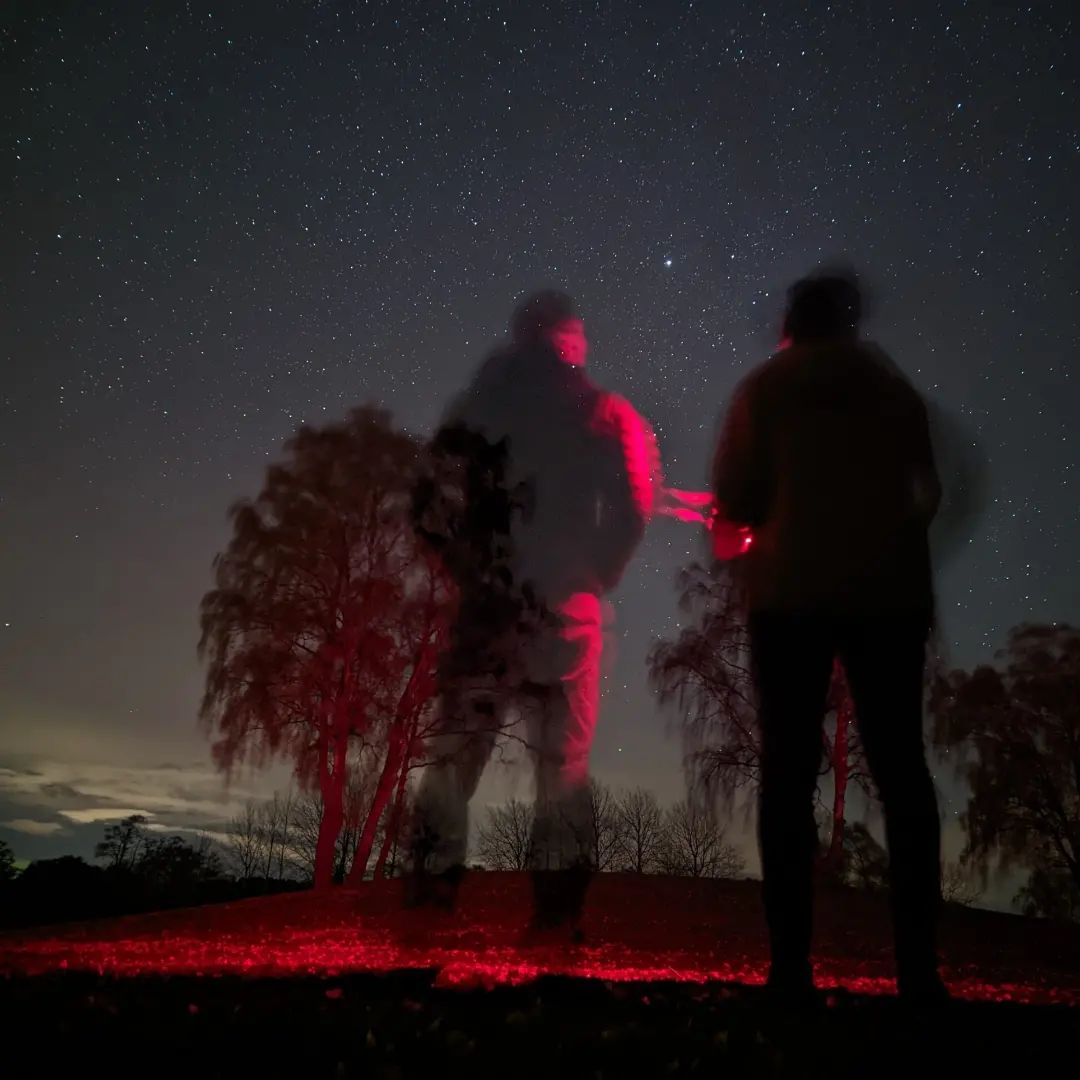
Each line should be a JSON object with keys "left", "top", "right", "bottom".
{"left": 409, "top": 290, "right": 658, "bottom": 932}
{"left": 712, "top": 271, "right": 949, "bottom": 1004}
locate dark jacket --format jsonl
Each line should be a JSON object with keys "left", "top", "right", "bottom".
{"left": 712, "top": 340, "right": 941, "bottom": 616}
{"left": 414, "top": 343, "right": 653, "bottom": 605}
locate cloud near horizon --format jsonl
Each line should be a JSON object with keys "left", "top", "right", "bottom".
{"left": 57, "top": 807, "right": 159, "bottom": 825}
{"left": 0, "top": 756, "right": 292, "bottom": 862}
{"left": 1, "top": 818, "right": 67, "bottom": 836}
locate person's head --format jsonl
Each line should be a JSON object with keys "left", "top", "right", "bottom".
{"left": 511, "top": 290, "right": 587, "bottom": 366}
{"left": 781, "top": 271, "right": 862, "bottom": 345}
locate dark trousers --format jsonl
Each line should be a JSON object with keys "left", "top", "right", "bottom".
{"left": 748, "top": 609, "right": 941, "bottom": 986}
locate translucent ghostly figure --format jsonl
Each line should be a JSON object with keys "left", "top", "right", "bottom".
{"left": 408, "top": 291, "right": 663, "bottom": 929}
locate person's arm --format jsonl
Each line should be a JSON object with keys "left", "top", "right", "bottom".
{"left": 657, "top": 486, "right": 713, "bottom": 523}
{"left": 712, "top": 376, "right": 768, "bottom": 527}
{"left": 600, "top": 397, "right": 716, "bottom": 528}
{"left": 709, "top": 377, "right": 767, "bottom": 560}
{"left": 871, "top": 346, "right": 941, "bottom": 528}
{"left": 590, "top": 394, "right": 658, "bottom": 592}
{"left": 594, "top": 392, "right": 663, "bottom": 519}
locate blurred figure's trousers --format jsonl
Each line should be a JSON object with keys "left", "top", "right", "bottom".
{"left": 748, "top": 610, "right": 942, "bottom": 986}
{"left": 412, "top": 590, "right": 603, "bottom": 875}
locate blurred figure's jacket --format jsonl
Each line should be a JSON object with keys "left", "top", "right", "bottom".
{"left": 712, "top": 341, "right": 941, "bottom": 616}
{"left": 413, "top": 342, "right": 656, "bottom": 607}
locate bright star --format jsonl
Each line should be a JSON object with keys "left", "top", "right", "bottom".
{"left": 664, "top": 257, "right": 673, "bottom": 268}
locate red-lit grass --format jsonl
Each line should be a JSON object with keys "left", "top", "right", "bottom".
{"left": 1, "top": 873, "right": 1077, "bottom": 1005}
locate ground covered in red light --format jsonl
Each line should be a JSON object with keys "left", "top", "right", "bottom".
{"left": 2, "top": 872, "right": 1079, "bottom": 1004}
{"left": 2, "top": 874, "right": 1078, "bottom": 1077}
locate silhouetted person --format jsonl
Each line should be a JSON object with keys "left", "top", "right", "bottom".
{"left": 711, "top": 271, "right": 947, "bottom": 1003}
{"left": 409, "top": 291, "right": 658, "bottom": 932}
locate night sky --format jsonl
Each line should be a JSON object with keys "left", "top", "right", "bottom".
{"left": 2, "top": 2, "right": 1078, "bottom": 903}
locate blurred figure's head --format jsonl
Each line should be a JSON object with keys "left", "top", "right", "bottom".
{"left": 511, "top": 290, "right": 587, "bottom": 366}
{"left": 548, "top": 317, "right": 587, "bottom": 367}
{"left": 781, "top": 270, "right": 862, "bottom": 345}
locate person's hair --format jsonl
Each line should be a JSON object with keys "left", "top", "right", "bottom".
{"left": 782, "top": 271, "right": 862, "bottom": 343}
{"left": 510, "top": 290, "right": 578, "bottom": 344}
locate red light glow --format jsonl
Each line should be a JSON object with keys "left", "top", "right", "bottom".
{"left": 711, "top": 518, "right": 753, "bottom": 560}
{"left": 1, "top": 873, "right": 1076, "bottom": 1006}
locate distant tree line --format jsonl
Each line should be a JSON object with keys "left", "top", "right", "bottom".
{"left": 0, "top": 778, "right": 421, "bottom": 928}
{"left": 0, "top": 779, "right": 742, "bottom": 928}
{"left": 0, "top": 772, "right": 985, "bottom": 931}
{"left": 474, "top": 782, "right": 745, "bottom": 880}
{"left": 0, "top": 816, "right": 245, "bottom": 929}
{"left": 220, "top": 783, "right": 413, "bottom": 885}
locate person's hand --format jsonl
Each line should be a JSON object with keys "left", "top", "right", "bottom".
{"left": 666, "top": 488, "right": 713, "bottom": 509}
{"left": 658, "top": 487, "right": 714, "bottom": 523}
{"left": 665, "top": 504, "right": 710, "bottom": 523}
{"left": 709, "top": 503, "right": 753, "bottom": 560}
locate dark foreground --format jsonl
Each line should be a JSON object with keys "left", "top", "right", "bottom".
{"left": 2, "top": 873, "right": 1078, "bottom": 1077}
{"left": 5, "top": 968, "right": 1079, "bottom": 1079}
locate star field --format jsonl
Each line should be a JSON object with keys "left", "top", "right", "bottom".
{"left": 2, "top": 2, "right": 1078, "bottom": 882}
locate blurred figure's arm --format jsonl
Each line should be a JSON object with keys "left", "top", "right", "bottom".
{"left": 615, "top": 395, "right": 663, "bottom": 525}
{"left": 591, "top": 394, "right": 658, "bottom": 591}
{"left": 657, "top": 487, "right": 713, "bottom": 523}
{"left": 595, "top": 396, "right": 720, "bottom": 528}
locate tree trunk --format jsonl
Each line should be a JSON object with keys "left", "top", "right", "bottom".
{"left": 264, "top": 820, "right": 276, "bottom": 881}
{"left": 346, "top": 733, "right": 405, "bottom": 885}
{"left": 826, "top": 664, "right": 851, "bottom": 877}
{"left": 349, "top": 622, "right": 437, "bottom": 885}
{"left": 314, "top": 731, "right": 347, "bottom": 891}
{"left": 277, "top": 795, "right": 291, "bottom": 879}
{"left": 334, "top": 821, "right": 352, "bottom": 883}
{"left": 374, "top": 749, "right": 411, "bottom": 879}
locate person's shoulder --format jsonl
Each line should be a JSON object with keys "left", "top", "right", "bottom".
{"left": 731, "top": 348, "right": 793, "bottom": 403}
{"left": 595, "top": 387, "right": 636, "bottom": 418}
{"left": 856, "top": 340, "right": 903, "bottom": 376}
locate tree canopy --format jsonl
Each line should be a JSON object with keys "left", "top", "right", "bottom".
{"left": 931, "top": 622, "right": 1080, "bottom": 914}
{"left": 199, "top": 407, "right": 454, "bottom": 888}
